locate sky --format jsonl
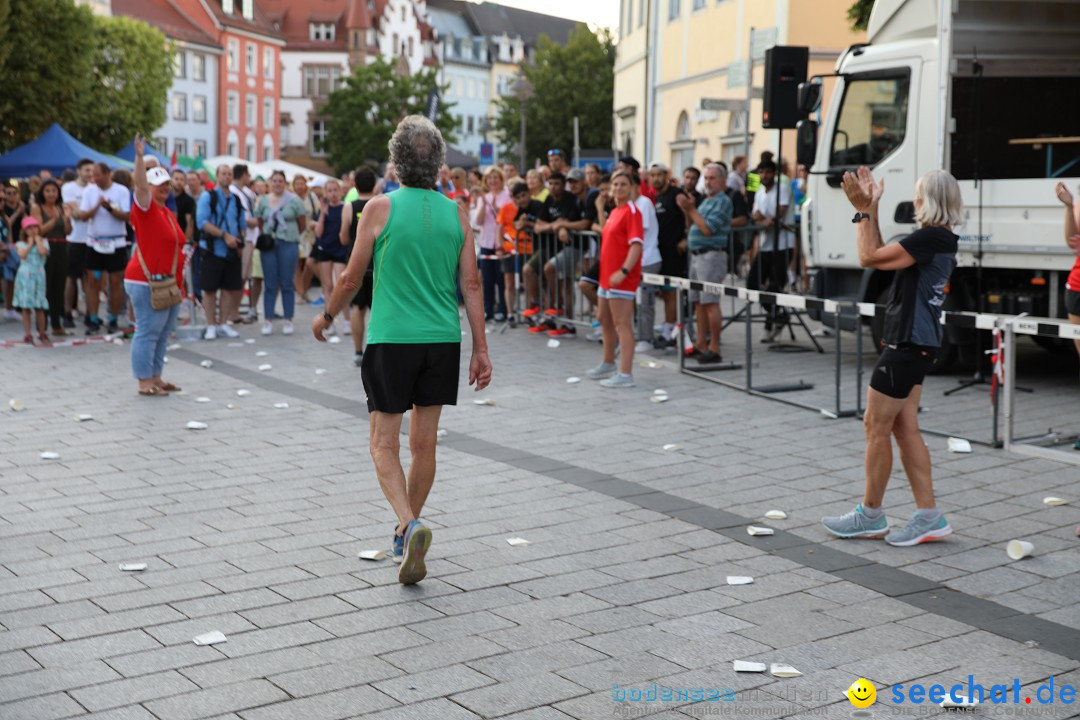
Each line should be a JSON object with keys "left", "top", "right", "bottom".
{"left": 488, "top": 0, "right": 620, "bottom": 32}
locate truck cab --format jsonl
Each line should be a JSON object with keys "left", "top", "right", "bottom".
{"left": 800, "top": 0, "right": 1080, "bottom": 364}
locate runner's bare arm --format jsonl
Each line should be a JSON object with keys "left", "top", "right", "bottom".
{"left": 458, "top": 203, "right": 491, "bottom": 390}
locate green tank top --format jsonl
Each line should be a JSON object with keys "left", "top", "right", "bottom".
{"left": 366, "top": 188, "right": 464, "bottom": 345}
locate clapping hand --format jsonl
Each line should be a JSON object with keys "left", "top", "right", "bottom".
{"left": 1056, "top": 181, "right": 1075, "bottom": 207}
{"left": 134, "top": 133, "right": 146, "bottom": 158}
{"left": 841, "top": 166, "right": 884, "bottom": 213}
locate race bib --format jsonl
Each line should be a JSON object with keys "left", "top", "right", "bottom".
{"left": 88, "top": 238, "right": 117, "bottom": 255}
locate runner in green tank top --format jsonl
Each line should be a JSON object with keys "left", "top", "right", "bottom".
{"left": 312, "top": 116, "right": 492, "bottom": 585}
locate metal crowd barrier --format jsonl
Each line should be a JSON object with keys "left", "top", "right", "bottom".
{"left": 644, "top": 272, "right": 1080, "bottom": 456}
{"left": 1002, "top": 315, "right": 1080, "bottom": 466}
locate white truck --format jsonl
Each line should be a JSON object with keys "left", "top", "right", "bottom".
{"left": 797, "top": 0, "right": 1080, "bottom": 367}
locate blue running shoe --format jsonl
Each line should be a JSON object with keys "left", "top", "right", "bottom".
{"left": 398, "top": 519, "right": 431, "bottom": 585}
{"left": 392, "top": 531, "right": 404, "bottom": 564}
{"left": 821, "top": 504, "right": 888, "bottom": 539}
{"left": 885, "top": 511, "right": 952, "bottom": 547}
{"left": 310, "top": 296, "right": 326, "bottom": 307}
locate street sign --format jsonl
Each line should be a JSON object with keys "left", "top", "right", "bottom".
{"left": 700, "top": 98, "right": 747, "bottom": 113}
{"left": 480, "top": 142, "right": 494, "bottom": 166}
{"left": 728, "top": 59, "right": 749, "bottom": 88}
{"left": 750, "top": 27, "right": 778, "bottom": 61}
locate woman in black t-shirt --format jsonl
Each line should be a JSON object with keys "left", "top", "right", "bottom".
{"left": 822, "top": 167, "right": 961, "bottom": 548}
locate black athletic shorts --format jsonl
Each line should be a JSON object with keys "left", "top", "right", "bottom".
{"left": 361, "top": 342, "right": 461, "bottom": 413}
{"left": 67, "top": 243, "right": 87, "bottom": 279}
{"left": 500, "top": 253, "right": 529, "bottom": 274}
{"left": 313, "top": 246, "right": 349, "bottom": 264}
{"left": 199, "top": 251, "right": 243, "bottom": 292}
{"left": 580, "top": 260, "right": 600, "bottom": 286}
{"left": 1065, "top": 288, "right": 1080, "bottom": 317}
{"left": 351, "top": 270, "right": 373, "bottom": 309}
{"left": 86, "top": 245, "right": 129, "bottom": 274}
{"left": 869, "top": 344, "right": 937, "bottom": 399}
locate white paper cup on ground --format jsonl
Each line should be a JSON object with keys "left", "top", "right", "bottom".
{"left": 358, "top": 550, "right": 386, "bottom": 561}
{"left": 662, "top": 443, "right": 682, "bottom": 452}
{"left": 1043, "top": 497, "right": 1068, "bottom": 506}
{"left": 315, "top": 368, "right": 327, "bottom": 375}
{"left": 192, "top": 631, "right": 227, "bottom": 646}
{"left": 473, "top": 398, "right": 495, "bottom": 406}
{"left": 947, "top": 437, "right": 972, "bottom": 453}
{"left": 506, "top": 537, "right": 531, "bottom": 546}
{"left": 770, "top": 663, "right": 802, "bottom": 678}
{"left": 118, "top": 563, "right": 147, "bottom": 572}
{"left": 40, "top": 451, "right": 60, "bottom": 460}
{"left": 245, "top": 338, "right": 255, "bottom": 344}
{"left": 764, "top": 510, "right": 787, "bottom": 520}
{"left": 1006, "top": 540, "right": 1034, "bottom": 560}
{"left": 726, "top": 576, "right": 754, "bottom": 585}
{"left": 9, "top": 399, "right": 25, "bottom": 412}
{"left": 199, "top": 360, "right": 213, "bottom": 368}
{"left": 255, "top": 351, "right": 268, "bottom": 357}
{"left": 195, "top": 397, "right": 211, "bottom": 403}
{"left": 650, "top": 394, "right": 669, "bottom": 404}
{"left": 566, "top": 376, "right": 581, "bottom": 384}
{"left": 747, "top": 526, "right": 774, "bottom": 536}
{"left": 186, "top": 421, "right": 208, "bottom": 431}
{"left": 547, "top": 339, "right": 560, "bottom": 348}
{"left": 236, "top": 389, "right": 252, "bottom": 397}
{"left": 273, "top": 402, "right": 289, "bottom": 409}
{"left": 74, "top": 414, "right": 93, "bottom": 422}
{"left": 258, "top": 364, "right": 272, "bottom": 371}
{"left": 733, "top": 660, "right": 766, "bottom": 673}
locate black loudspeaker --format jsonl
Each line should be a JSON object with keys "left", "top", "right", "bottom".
{"left": 762, "top": 46, "right": 808, "bottom": 129}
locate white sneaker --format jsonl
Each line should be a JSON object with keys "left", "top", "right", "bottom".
{"left": 261, "top": 321, "right": 273, "bottom": 336}
{"left": 203, "top": 325, "right": 217, "bottom": 341}
{"left": 218, "top": 323, "right": 240, "bottom": 339}
{"left": 586, "top": 329, "right": 603, "bottom": 342}
{"left": 634, "top": 340, "right": 653, "bottom": 353}
{"left": 282, "top": 320, "right": 294, "bottom": 335}
{"left": 341, "top": 322, "right": 351, "bottom": 335}
{"left": 325, "top": 322, "right": 337, "bottom": 336}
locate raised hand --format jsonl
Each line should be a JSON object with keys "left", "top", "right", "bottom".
{"left": 1056, "top": 181, "right": 1074, "bottom": 207}
{"left": 134, "top": 133, "right": 145, "bottom": 158}
{"left": 842, "top": 166, "right": 883, "bottom": 212}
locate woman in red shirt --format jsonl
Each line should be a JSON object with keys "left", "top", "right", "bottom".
{"left": 124, "top": 134, "right": 187, "bottom": 397}
{"left": 586, "top": 170, "right": 643, "bottom": 388}
{"left": 1057, "top": 182, "right": 1080, "bottom": 386}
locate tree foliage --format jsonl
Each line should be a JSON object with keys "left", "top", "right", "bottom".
{"left": 848, "top": 0, "right": 875, "bottom": 31}
{"left": 71, "top": 15, "right": 174, "bottom": 153}
{"left": 0, "top": 0, "right": 95, "bottom": 153}
{"left": 492, "top": 25, "right": 615, "bottom": 167}
{"left": 0, "top": 0, "right": 172, "bottom": 155}
{"left": 322, "top": 57, "right": 457, "bottom": 176}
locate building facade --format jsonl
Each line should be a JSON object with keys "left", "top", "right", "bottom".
{"left": 428, "top": 5, "right": 491, "bottom": 158}
{"left": 114, "top": 0, "right": 221, "bottom": 160}
{"left": 614, "top": 0, "right": 863, "bottom": 174}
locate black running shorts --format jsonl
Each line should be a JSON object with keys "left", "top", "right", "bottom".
{"left": 869, "top": 344, "right": 937, "bottom": 399}
{"left": 361, "top": 343, "right": 461, "bottom": 413}
{"left": 86, "top": 246, "right": 129, "bottom": 274}
{"left": 580, "top": 260, "right": 600, "bottom": 286}
{"left": 67, "top": 243, "right": 87, "bottom": 279}
{"left": 199, "top": 251, "right": 243, "bottom": 292}
{"left": 350, "top": 271, "right": 373, "bottom": 309}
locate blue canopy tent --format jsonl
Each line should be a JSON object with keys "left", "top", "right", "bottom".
{"left": 115, "top": 140, "right": 185, "bottom": 171}
{"left": 0, "top": 123, "right": 131, "bottom": 178}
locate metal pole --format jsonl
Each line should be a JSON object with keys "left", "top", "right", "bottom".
{"left": 519, "top": 98, "right": 527, "bottom": 172}
{"left": 745, "top": 288, "right": 753, "bottom": 393}
{"left": 1002, "top": 320, "right": 1016, "bottom": 452}
{"left": 835, "top": 305, "right": 843, "bottom": 416}
{"left": 573, "top": 116, "right": 580, "bottom": 169}
{"left": 744, "top": 27, "right": 754, "bottom": 158}
{"left": 856, "top": 307, "right": 864, "bottom": 417}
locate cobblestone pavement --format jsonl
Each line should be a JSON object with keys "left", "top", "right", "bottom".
{"left": 1, "top": 302, "right": 1079, "bottom": 720}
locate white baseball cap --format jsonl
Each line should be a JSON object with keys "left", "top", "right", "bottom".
{"left": 649, "top": 161, "right": 669, "bottom": 171}
{"left": 146, "top": 167, "right": 171, "bottom": 186}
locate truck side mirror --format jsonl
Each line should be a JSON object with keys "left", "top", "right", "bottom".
{"left": 796, "top": 119, "right": 818, "bottom": 168}
{"left": 894, "top": 202, "right": 916, "bottom": 224}
{"left": 797, "top": 81, "right": 821, "bottom": 115}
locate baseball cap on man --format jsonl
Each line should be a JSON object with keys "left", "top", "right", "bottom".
{"left": 567, "top": 168, "right": 585, "bottom": 181}
{"left": 618, "top": 156, "right": 641, "bottom": 170}
{"left": 649, "top": 162, "right": 669, "bottom": 172}
{"left": 146, "top": 167, "right": 171, "bottom": 186}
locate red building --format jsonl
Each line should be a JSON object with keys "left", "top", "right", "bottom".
{"left": 173, "top": 0, "right": 285, "bottom": 162}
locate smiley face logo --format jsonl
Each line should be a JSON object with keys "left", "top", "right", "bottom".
{"left": 846, "top": 678, "right": 876, "bottom": 708}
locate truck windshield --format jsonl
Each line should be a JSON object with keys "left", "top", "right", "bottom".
{"left": 830, "top": 73, "right": 910, "bottom": 168}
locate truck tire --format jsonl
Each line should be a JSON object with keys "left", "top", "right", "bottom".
{"left": 868, "top": 288, "right": 957, "bottom": 373}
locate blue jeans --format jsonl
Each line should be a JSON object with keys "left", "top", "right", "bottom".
{"left": 125, "top": 281, "right": 179, "bottom": 381}
{"left": 478, "top": 248, "right": 506, "bottom": 317}
{"left": 261, "top": 240, "right": 299, "bottom": 320}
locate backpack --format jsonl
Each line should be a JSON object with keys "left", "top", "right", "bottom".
{"left": 200, "top": 189, "right": 244, "bottom": 251}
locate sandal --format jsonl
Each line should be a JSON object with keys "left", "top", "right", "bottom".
{"left": 157, "top": 382, "right": 181, "bottom": 392}
{"left": 38, "top": 333, "right": 51, "bottom": 345}
{"left": 138, "top": 386, "right": 168, "bottom": 397}
{"left": 23, "top": 334, "right": 34, "bottom": 345}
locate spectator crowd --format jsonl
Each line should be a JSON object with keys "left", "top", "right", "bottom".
{"left": 1, "top": 149, "right": 808, "bottom": 389}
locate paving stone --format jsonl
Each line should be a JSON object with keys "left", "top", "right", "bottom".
{"left": 373, "top": 663, "right": 494, "bottom": 702}
{"left": 357, "top": 698, "right": 483, "bottom": 719}
{"left": 237, "top": 684, "right": 398, "bottom": 720}
{"left": 145, "top": 679, "right": 291, "bottom": 720}
{"left": 27, "top": 629, "right": 161, "bottom": 668}
{"left": 69, "top": 670, "right": 200, "bottom": 712}
{"left": 451, "top": 671, "right": 589, "bottom": 717}
{"left": 0, "top": 659, "right": 120, "bottom": 703}
{"left": 380, "top": 635, "right": 506, "bottom": 674}
{"left": 0, "top": 692, "right": 86, "bottom": 720}
{"left": 48, "top": 605, "right": 187, "bottom": 641}
{"left": 466, "top": 639, "right": 609, "bottom": 682}
{"left": 177, "top": 647, "right": 323, "bottom": 688}
{"left": 268, "top": 656, "right": 401, "bottom": 696}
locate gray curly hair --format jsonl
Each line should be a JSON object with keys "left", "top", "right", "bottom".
{"left": 388, "top": 115, "right": 445, "bottom": 190}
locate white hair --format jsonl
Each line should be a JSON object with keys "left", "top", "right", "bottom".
{"left": 143, "top": 155, "right": 160, "bottom": 168}
{"left": 915, "top": 169, "right": 963, "bottom": 227}
{"left": 388, "top": 115, "right": 445, "bottom": 190}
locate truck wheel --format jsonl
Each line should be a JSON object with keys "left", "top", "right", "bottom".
{"left": 869, "top": 288, "right": 957, "bottom": 373}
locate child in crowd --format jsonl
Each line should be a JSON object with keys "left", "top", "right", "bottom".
{"left": 14, "top": 216, "right": 49, "bottom": 344}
